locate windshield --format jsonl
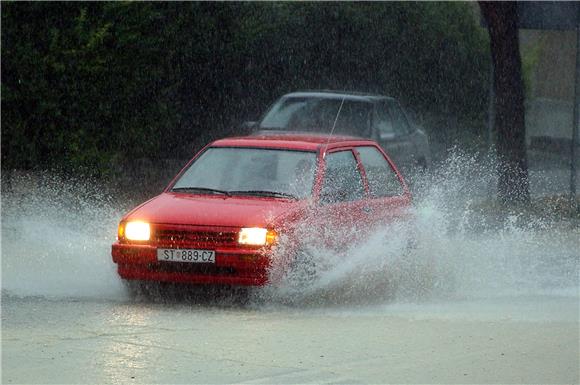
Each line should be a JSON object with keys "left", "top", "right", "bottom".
{"left": 259, "top": 96, "right": 372, "bottom": 137}
{"left": 172, "top": 147, "right": 317, "bottom": 199}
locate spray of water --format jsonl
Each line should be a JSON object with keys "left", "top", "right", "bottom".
{"left": 1, "top": 172, "right": 127, "bottom": 299}
{"left": 1, "top": 151, "right": 578, "bottom": 305}
{"left": 263, "top": 149, "right": 579, "bottom": 305}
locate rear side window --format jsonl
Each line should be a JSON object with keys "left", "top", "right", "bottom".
{"left": 357, "top": 146, "right": 404, "bottom": 197}
{"left": 387, "top": 101, "right": 412, "bottom": 136}
{"left": 320, "top": 150, "right": 364, "bottom": 204}
{"left": 374, "top": 102, "right": 395, "bottom": 136}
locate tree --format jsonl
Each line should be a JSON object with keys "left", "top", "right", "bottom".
{"left": 479, "top": 2, "right": 530, "bottom": 204}
{"left": 2, "top": 2, "right": 490, "bottom": 178}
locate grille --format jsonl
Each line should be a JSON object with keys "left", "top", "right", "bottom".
{"left": 153, "top": 227, "right": 238, "bottom": 248}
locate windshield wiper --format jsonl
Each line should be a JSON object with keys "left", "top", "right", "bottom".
{"left": 229, "top": 190, "right": 298, "bottom": 200}
{"left": 171, "top": 187, "right": 231, "bottom": 196}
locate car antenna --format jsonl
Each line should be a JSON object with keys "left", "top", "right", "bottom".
{"left": 323, "top": 96, "right": 345, "bottom": 158}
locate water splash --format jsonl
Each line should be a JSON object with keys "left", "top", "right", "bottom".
{"left": 263, "top": 149, "right": 579, "bottom": 304}
{"left": 1, "top": 172, "right": 127, "bottom": 299}
{"left": 1, "top": 153, "right": 578, "bottom": 305}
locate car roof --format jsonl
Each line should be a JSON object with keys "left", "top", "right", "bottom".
{"left": 280, "top": 90, "right": 394, "bottom": 103}
{"left": 211, "top": 133, "right": 379, "bottom": 152}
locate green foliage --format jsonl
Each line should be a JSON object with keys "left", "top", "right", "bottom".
{"left": 1, "top": 2, "right": 490, "bottom": 176}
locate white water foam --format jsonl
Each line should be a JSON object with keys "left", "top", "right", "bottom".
{"left": 263, "top": 150, "right": 579, "bottom": 305}
{"left": 1, "top": 173, "right": 127, "bottom": 299}
{"left": 1, "top": 153, "right": 578, "bottom": 306}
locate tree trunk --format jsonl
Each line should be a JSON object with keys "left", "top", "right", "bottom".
{"left": 480, "top": 1, "right": 530, "bottom": 204}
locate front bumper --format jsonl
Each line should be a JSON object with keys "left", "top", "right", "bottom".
{"left": 112, "top": 243, "right": 272, "bottom": 286}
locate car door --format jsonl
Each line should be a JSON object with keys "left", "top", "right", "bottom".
{"left": 374, "top": 100, "right": 417, "bottom": 170}
{"left": 354, "top": 145, "right": 411, "bottom": 228}
{"left": 306, "top": 148, "right": 371, "bottom": 252}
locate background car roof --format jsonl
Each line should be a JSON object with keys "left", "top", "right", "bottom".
{"left": 281, "top": 90, "right": 395, "bottom": 103}
{"left": 212, "top": 133, "right": 379, "bottom": 151}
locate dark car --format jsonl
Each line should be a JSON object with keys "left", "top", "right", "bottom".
{"left": 249, "top": 91, "right": 431, "bottom": 173}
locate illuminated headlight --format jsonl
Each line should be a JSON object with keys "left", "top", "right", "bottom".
{"left": 238, "top": 227, "right": 277, "bottom": 246}
{"left": 123, "top": 221, "right": 151, "bottom": 241}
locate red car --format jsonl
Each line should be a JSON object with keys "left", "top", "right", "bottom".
{"left": 112, "top": 134, "right": 412, "bottom": 287}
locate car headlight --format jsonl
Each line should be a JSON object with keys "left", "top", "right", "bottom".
{"left": 238, "top": 227, "right": 277, "bottom": 246}
{"left": 122, "top": 221, "right": 151, "bottom": 241}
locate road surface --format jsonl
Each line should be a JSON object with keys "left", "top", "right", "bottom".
{"left": 2, "top": 291, "right": 579, "bottom": 384}
{"left": 2, "top": 163, "right": 578, "bottom": 384}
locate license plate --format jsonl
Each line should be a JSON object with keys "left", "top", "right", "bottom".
{"left": 157, "top": 249, "right": 215, "bottom": 263}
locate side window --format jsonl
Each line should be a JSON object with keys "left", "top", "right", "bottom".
{"left": 357, "top": 146, "right": 404, "bottom": 197}
{"left": 374, "top": 102, "right": 395, "bottom": 136}
{"left": 388, "top": 101, "right": 412, "bottom": 136}
{"left": 320, "top": 150, "right": 364, "bottom": 204}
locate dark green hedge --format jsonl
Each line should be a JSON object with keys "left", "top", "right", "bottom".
{"left": 1, "top": 2, "right": 489, "bottom": 176}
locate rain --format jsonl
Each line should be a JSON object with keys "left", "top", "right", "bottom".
{"left": 2, "top": 2, "right": 579, "bottom": 384}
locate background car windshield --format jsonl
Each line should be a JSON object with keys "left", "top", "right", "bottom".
{"left": 260, "top": 97, "right": 372, "bottom": 137}
{"left": 172, "top": 147, "right": 317, "bottom": 198}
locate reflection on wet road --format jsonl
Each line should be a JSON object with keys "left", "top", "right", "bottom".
{"left": 2, "top": 293, "right": 578, "bottom": 384}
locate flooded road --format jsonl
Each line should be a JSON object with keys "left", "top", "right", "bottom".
{"left": 2, "top": 293, "right": 578, "bottom": 384}
{"left": 2, "top": 161, "right": 579, "bottom": 384}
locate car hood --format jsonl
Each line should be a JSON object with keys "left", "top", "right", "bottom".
{"left": 124, "top": 192, "right": 301, "bottom": 228}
